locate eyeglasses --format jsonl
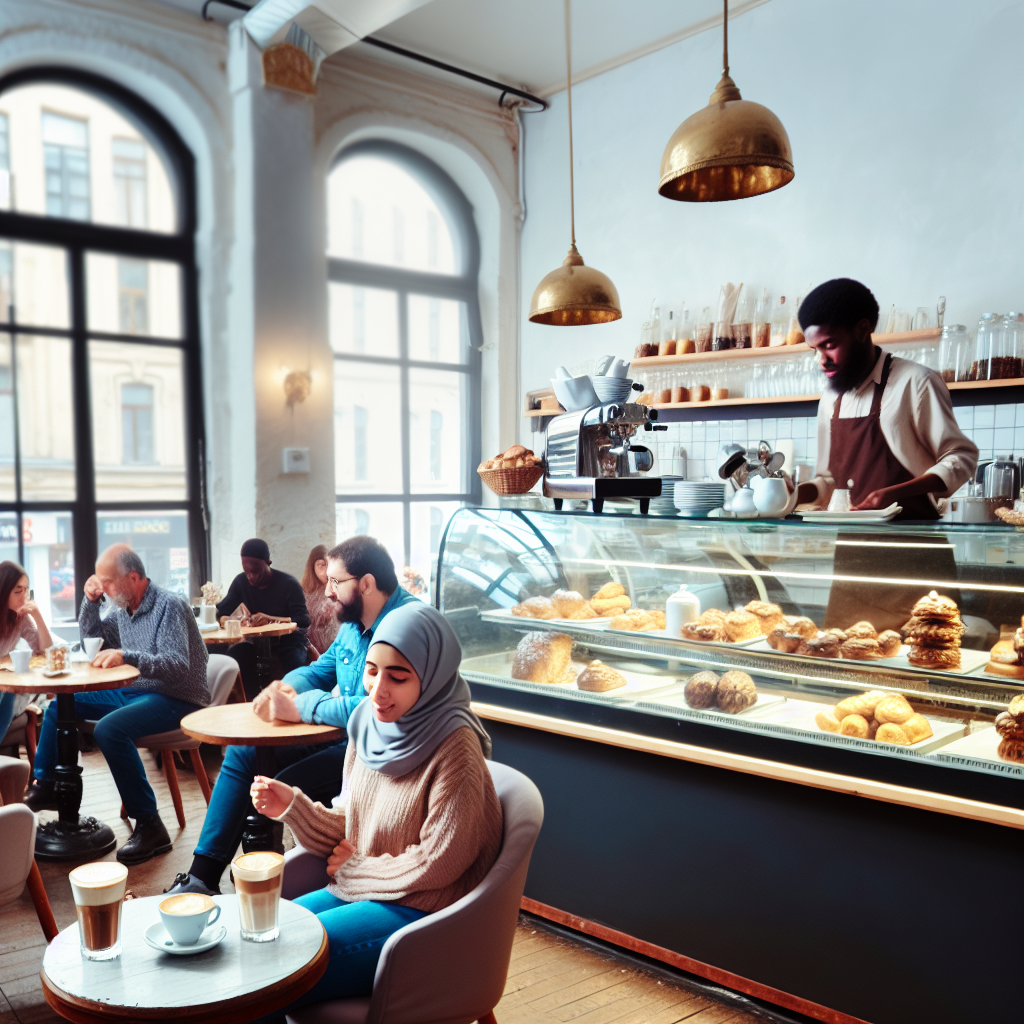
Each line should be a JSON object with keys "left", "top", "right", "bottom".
{"left": 326, "top": 575, "right": 358, "bottom": 590}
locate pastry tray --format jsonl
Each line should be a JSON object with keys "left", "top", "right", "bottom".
{"left": 746, "top": 638, "right": 991, "bottom": 677}
{"left": 639, "top": 690, "right": 786, "bottom": 718}
{"left": 932, "top": 727, "right": 1024, "bottom": 777}
{"left": 460, "top": 650, "right": 686, "bottom": 702}
{"left": 609, "top": 627, "right": 765, "bottom": 648}
{"left": 753, "top": 698, "right": 965, "bottom": 754}
{"left": 482, "top": 608, "right": 614, "bottom": 629}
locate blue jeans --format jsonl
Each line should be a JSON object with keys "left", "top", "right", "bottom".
{"left": 0, "top": 692, "right": 17, "bottom": 746}
{"left": 254, "top": 891, "right": 426, "bottom": 1022}
{"left": 34, "top": 688, "right": 201, "bottom": 819}
{"left": 194, "top": 742, "right": 345, "bottom": 867}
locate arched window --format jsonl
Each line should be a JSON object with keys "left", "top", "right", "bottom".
{"left": 328, "top": 141, "right": 482, "bottom": 589}
{"left": 0, "top": 69, "right": 203, "bottom": 617}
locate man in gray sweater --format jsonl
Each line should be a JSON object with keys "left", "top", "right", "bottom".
{"left": 26, "top": 545, "right": 210, "bottom": 864}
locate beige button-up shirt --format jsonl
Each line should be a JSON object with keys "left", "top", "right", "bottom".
{"left": 811, "top": 348, "right": 978, "bottom": 507}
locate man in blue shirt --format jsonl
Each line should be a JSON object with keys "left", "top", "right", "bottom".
{"left": 163, "top": 536, "right": 417, "bottom": 896}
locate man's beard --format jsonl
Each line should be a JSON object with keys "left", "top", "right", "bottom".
{"left": 825, "top": 347, "right": 877, "bottom": 394}
{"left": 111, "top": 589, "right": 130, "bottom": 609}
{"left": 335, "top": 591, "right": 364, "bottom": 624}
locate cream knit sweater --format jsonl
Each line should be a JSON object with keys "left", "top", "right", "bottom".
{"left": 275, "top": 726, "right": 503, "bottom": 913}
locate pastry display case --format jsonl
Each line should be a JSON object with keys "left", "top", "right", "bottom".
{"left": 438, "top": 507, "right": 1024, "bottom": 796}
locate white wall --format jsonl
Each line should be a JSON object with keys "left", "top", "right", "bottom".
{"left": 519, "top": 0, "right": 1024, "bottom": 407}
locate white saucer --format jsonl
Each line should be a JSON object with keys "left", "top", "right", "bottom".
{"left": 144, "top": 921, "right": 227, "bottom": 955}
{"left": 198, "top": 621, "right": 221, "bottom": 632}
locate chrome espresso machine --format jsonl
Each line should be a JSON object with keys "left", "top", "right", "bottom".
{"left": 543, "top": 394, "right": 665, "bottom": 513}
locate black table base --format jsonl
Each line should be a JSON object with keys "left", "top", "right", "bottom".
{"left": 35, "top": 692, "right": 117, "bottom": 860}
{"left": 240, "top": 745, "right": 285, "bottom": 854}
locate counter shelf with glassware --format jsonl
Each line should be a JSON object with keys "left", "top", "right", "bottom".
{"left": 437, "top": 508, "right": 1024, "bottom": 1024}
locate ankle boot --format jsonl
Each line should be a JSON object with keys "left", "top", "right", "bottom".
{"left": 116, "top": 813, "right": 172, "bottom": 865}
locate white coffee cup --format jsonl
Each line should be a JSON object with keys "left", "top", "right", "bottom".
{"left": 158, "top": 893, "right": 222, "bottom": 945}
{"left": 10, "top": 649, "right": 31, "bottom": 674}
{"left": 83, "top": 637, "right": 103, "bottom": 659}
{"left": 225, "top": 618, "right": 243, "bottom": 639}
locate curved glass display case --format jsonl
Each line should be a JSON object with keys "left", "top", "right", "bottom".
{"left": 438, "top": 508, "right": 1024, "bottom": 793}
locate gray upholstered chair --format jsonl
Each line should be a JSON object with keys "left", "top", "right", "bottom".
{"left": 283, "top": 760, "right": 544, "bottom": 1024}
{"left": 0, "top": 755, "right": 58, "bottom": 941}
{"left": 113, "top": 654, "right": 239, "bottom": 829}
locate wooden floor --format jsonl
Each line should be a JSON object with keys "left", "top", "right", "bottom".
{"left": 1, "top": 747, "right": 769, "bottom": 1024}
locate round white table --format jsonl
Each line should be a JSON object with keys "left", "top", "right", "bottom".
{"left": 41, "top": 893, "right": 328, "bottom": 1023}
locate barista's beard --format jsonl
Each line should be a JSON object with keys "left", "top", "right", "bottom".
{"left": 335, "top": 591, "right": 364, "bottom": 625}
{"left": 825, "top": 346, "right": 878, "bottom": 394}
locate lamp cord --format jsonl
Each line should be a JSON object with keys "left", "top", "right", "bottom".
{"left": 722, "top": 0, "right": 730, "bottom": 76}
{"left": 565, "top": 0, "right": 575, "bottom": 248}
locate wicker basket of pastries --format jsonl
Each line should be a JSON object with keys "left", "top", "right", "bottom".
{"left": 477, "top": 445, "right": 544, "bottom": 495}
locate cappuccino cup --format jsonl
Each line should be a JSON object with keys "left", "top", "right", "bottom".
{"left": 232, "top": 851, "right": 285, "bottom": 942}
{"left": 9, "top": 648, "right": 31, "bottom": 673}
{"left": 158, "top": 893, "right": 222, "bottom": 945}
{"left": 82, "top": 637, "right": 103, "bottom": 659}
{"left": 69, "top": 862, "right": 128, "bottom": 960}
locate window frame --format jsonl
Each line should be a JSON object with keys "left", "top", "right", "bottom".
{"left": 0, "top": 66, "right": 207, "bottom": 610}
{"left": 329, "top": 140, "right": 482, "bottom": 568}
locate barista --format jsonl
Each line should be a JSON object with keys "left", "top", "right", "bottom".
{"left": 793, "top": 279, "right": 978, "bottom": 629}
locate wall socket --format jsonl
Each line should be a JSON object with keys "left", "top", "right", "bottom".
{"left": 282, "top": 447, "right": 311, "bottom": 474}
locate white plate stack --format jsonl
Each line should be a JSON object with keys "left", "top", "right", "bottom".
{"left": 648, "top": 476, "right": 683, "bottom": 515}
{"left": 673, "top": 480, "right": 727, "bottom": 517}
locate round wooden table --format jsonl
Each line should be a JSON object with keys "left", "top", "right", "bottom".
{"left": 201, "top": 622, "right": 299, "bottom": 692}
{"left": 0, "top": 661, "right": 139, "bottom": 860}
{"left": 181, "top": 703, "right": 343, "bottom": 853}
{"left": 41, "top": 893, "right": 328, "bottom": 1024}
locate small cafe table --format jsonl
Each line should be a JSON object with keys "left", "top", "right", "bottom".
{"left": 202, "top": 621, "right": 299, "bottom": 691}
{"left": 41, "top": 893, "right": 328, "bottom": 1024}
{"left": 0, "top": 659, "right": 139, "bottom": 860}
{"left": 181, "top": 703, "right": 342, "bottom": 853}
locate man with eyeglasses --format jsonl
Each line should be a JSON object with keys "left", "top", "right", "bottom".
{"left": 165, "top": 535, "right": 417, "bottom": 897}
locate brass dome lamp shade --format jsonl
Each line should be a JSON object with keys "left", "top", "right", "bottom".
{"left": 529, "top": 0, "right": 621, "bottom": 326}
{"left": 659, "top": 0, "right": 793, "bottom": 202}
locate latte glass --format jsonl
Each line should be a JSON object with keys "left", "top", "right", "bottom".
{"left": 69, "top": 862, "right": 128, "bottom": 960}
{"left": 232, "top": 851, "right": 285, "bottom": 942}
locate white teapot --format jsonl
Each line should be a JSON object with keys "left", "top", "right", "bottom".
{"left": 750, "top": 475, "right": 790, "bottom": 518}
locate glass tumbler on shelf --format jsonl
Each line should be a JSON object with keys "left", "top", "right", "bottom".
{"left": 1003, "top": 313, "right": 1024, "bottom": 380}
{"left": 972, "top": 312, "right": 1003, "bottom": 381}
{"left": 938, "top": 325, "right": 968, "bottom": 383}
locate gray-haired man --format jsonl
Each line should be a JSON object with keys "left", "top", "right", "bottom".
{"left": 25, "top": 544, "right": 210, "bottom": 865}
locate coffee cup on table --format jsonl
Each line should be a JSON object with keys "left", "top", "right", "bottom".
{"left": 225, "top": 618, "right": 243, "bottom": 640}
{"left": 9, "top": 648, "right": 31, "bottom": 674}
{"left": 232, "top": 851, "right": 285, "bottom": 942}
{"left": 82, "top": 637, "right": 103, "bottom": 660}
{"left": 69, "top": 862, "right": 129, "bottom": 960}
{"left": 158, "top": 893, "right": 222, "bottom": 945}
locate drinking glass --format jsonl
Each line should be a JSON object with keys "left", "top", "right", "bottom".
{"left": 233, "top": 852, "right": 285, "bottom": 942}
{"left": 70, "top": 862, "right": 128, "bottom": 960}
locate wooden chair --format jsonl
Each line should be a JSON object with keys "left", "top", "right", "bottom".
{"left": 281, "top": 761, "right": 544, "bottom": 1024}
{"left": 110, "top": 655, "right": 240, "bottom": 830}
{"left": 0, "top": 755, "right": 58, "bottom": 942}
{"left": 1, "top": 706, "right": 39, "bottom": 770}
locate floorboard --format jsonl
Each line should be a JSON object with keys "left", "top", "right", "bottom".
{"left": 1, "top": 748, "right": 776, "bottom": 1024}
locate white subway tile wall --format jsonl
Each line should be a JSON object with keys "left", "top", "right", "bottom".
{"left": 654, "top": 403, "right": 1024, "bottom": 480}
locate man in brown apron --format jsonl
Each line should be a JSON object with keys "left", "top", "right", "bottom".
{"left": 793, "top": 279, "right": 978, "bottom": 630}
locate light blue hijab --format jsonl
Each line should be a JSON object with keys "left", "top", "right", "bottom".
{"left": 347, "top": 602, "right": 491, "bottom": 778}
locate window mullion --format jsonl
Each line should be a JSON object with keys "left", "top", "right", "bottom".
{"left": 399, "top": 290, "right": 411, "bottom": 567}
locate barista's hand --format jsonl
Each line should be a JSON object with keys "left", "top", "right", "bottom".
{"left": 853, "top": 485, "right": 902, "bottom": 510}
{"left": 327, "top": 839, "right": 356, "bottom": 878}
{"left": 250, "top": 775, "right": 292, "bottom": 818}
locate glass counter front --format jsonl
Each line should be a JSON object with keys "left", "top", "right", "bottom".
{"left": 438, "top": 508, "right": 1024, "bottom": 793}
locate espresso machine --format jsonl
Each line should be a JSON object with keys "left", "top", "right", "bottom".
{"left": 543, "top": 395, "right": 665, "bottom": 513}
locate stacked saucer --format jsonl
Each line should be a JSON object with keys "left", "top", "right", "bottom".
{"left": 673, "top": 481, "right": 727, "bottom": 517}
{"left": 649, "top": 476, "right": 683, "bottom": 516}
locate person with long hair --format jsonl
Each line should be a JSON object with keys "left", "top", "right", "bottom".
{"left": 301, "top": 544, "right": 339, "bottom": 658}
{"left": 0, "top": 560, "right": 52, "bottom": 747}
{"left": 249, "top": 601, "right": 502, "bottom": 1018}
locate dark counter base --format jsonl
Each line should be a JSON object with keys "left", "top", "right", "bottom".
{"left": 487, "top": 718, "right": 1023, "bottom": 1024}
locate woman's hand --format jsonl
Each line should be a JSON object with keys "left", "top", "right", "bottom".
{"left": 249, "top": 775, "right": 293, "bottom": 818}
{"left": 326, "top": 839, "right": 356, "bottom": 878}
{"left": 16, "top": 600, "right": 41, "bottom": 621}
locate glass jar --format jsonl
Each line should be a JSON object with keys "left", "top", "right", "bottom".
{"left": 1003, "top": 313, "right": 1024, "bottom": 380}
{"left": 938, "top": 325, "right": 968, "bottom": 383}
{"left": 970, "top": 313, "right": 1002, "bottom": 381}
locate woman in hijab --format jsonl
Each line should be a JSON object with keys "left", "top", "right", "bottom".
{"left": 250, "top": 601, "right": 502, "bottom": 1013}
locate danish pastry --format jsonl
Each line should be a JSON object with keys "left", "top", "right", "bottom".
{"left": 783, "top": 615, "right": 818, "bottom": 640}
{"left": 835, "top": 692, "right": 884, "bottom": 720}
{"left": 725, "top": 610, "right": 761, "bottom": 642}
{"left": 840, "top": 714, "right": 870, "bottom": 738}
{"left": 874, "top": 694, "right": 914, "bottom": 725}
{"left": 826, "top": 628, "right": 848, "bottom": 642}
{"left": 907, "top": 645, "right": 961, "bottom": 670}
{"left": 766, "top": 629, "right": 803, "bottom": 653}
{"left": 512, "top": 596, "right": 557, "bottom": 619}
{"left": 744, "top": 600, "right": 785, "bottom": 635}
{"left": 798, "top": 635, "right": 842, "bottom": 658}
{"left": 875, "top": 723, "right": 910, "bottom": 745}
{"left": 715, "top": 671, "right": 758, "bottom": 714}
{"left": 876, "top": 630, "right": 902, "bottom": 657}
{"left": 900, "top": 713, "right": 933, "bottom": 744}
{"left": 840, "top": 638, "right": 883, "bottom": 660}
{"left": 511, "top": 631, "right": 576, "bottom": 685}
{"left": 684, "top": 671, "right": 720, "bottom": 709}
{"left": 576, "top": 660, "right": 627, "bottom": 692}
{"left": 697, "top": 609, "right": 728, "bottom": 627}
{"left": 845, "top": 620, "right": 878, "bottom": 640}
{"left": 815, "top": 709, "right": 841, "bottom": 733}
{"left": 681, "top": 621, "right": 728, "bottom": 642}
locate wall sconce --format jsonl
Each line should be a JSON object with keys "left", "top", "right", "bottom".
{"left": 283, "top": 369, "right": 312, "bottom": 406}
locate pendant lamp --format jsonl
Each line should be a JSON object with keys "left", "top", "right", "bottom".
{"left": 659, "top": 0, "right": 793, "bottom": 202}
{"left": 529, "top": 0, "right": 621, "bottom": 326}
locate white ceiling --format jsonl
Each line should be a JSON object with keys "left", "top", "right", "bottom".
{"left": 152, "top": 0, "right": 769, "bottom": 97}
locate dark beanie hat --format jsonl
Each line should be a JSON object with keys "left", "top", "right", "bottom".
{"left": 240, "top": 538, "right": 271, "bottom": 562}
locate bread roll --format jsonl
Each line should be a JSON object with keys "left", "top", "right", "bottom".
{"left": 901, "top": 713, "right": 933, "bottom": 744}
{"left": 576, "top": 660, "right": 627, "bottom": 692}
{"left": 815, "top": 709, "right": 842, "bottom": 733}
{"left": 511, "top": 632, "right": 575, "bottom": 685}
{"left": 725, "top": 610, "right": 760, "bottom": 642}
{"left": 845, "top": 620, "right": 878, "bottom": 640}
{"left": 684, "top": 671, "right": 719, "bottom": 709}
{"left": 840, "top": 714, "right": 870, "bottom": 738}
{"left": 592, "top": 582, "right": 625, "bottom": 601}
{"left": 744, "top": 601, "right": 785, "bottom": 634}
{"left": 504, "top": 445, "right": 528, "bottom": 459}
{"left": 551, "top": 589, "right": 588, "bottom": 619}
{"left": 875, "top": 723, "right": 910, "bottom": 745}
{"left": 715, "top": 671, "right": 757, "bottom": 713}
{"left": 511, "top": 597, "right": 557, "bottom": 619}
{"left": 874, "top": 695, "right": 914, "bottom": 725}
{"left": 590, "top": 595, "right": 631, "bottom": 616}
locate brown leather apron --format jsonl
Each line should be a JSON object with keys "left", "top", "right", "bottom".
{"left": 823, "top": 353, "right": 956, "bottom": 630}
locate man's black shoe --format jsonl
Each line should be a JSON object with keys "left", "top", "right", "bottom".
{"left": 116, "top": 813, "right": 172, "bottom": 865}
{"left": 24, "top": 779, "right": 59, "bottom": 811}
